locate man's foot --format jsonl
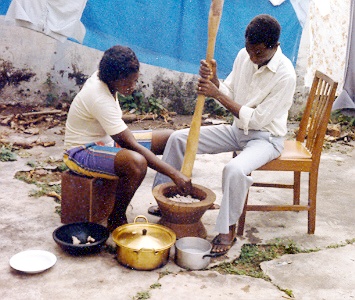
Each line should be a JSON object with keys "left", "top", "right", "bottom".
{"left": 211, "top": 234, "right": 237, "bottom": 254}
{"left": 148, "top": 203, "right": 220, "bottom": 217}
{"left": 148, "top": 205, "right": 162, "bottom": 217}
{"left": 211, "top": 225, "right": 237, "bottom": 254}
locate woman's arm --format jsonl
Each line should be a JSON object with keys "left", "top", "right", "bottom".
{"left": 111, "top": 129, "right": 192, "bottom": 194}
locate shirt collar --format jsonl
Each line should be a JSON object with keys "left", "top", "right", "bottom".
{"left": 263, "top": 46, "right": 282, "bottom": 73}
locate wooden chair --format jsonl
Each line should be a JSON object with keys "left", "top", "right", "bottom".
{"left": 237, "top": 70, "right": 338, "bottom": 235}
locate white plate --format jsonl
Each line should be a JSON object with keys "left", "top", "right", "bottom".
{"left": 9, "top": 250, "right": 57, "bottom": 274}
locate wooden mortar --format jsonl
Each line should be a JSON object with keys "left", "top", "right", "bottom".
{"left": 152, "top": 182, "right": 216, "bottom": 239}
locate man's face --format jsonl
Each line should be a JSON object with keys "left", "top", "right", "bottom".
{"left": 112, "top": 72, "right": 139, "bottom": 96}
{"left": 245, "top": 40, "right": 279, "bottom": 67}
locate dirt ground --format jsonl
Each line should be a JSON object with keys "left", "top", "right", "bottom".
{"left": 0, "top": 103, "right": 195, "bottom": 131}
{"left": 0, "top": 104, "right": 353, "bottom": 202}
{"left": 1, "top": 105, "right": 355, "bottom": 300}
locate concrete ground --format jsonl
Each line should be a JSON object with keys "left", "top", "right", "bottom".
{"left": 1, "top": 124, "right": 355, "bottom": 300}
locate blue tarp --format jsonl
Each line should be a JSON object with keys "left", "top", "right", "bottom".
{"left": 1, "top": 0, "right": 302, "bottom": 78}
{"left": 0, "top": 0, "right": 11, "bottom": 15}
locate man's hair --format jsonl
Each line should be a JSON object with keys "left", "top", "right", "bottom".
{"left": 98, "top": 45, "right": 139, "bottom": 84}
{"left": 245, "top": 14, "right": 281, "bottom": 48}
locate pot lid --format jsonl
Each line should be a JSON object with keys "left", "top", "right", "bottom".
{"left": 112, "top": 216, "right": 176, "bottom": 251}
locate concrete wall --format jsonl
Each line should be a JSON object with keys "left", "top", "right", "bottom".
{"left": 0, "top": 16, "right": 196, "bottom": 110}
{"left": 0, "top": 0, "right": 351, "bottom": 115}
{"left": 0, "top": 16, "right": 102, "bottom": 106}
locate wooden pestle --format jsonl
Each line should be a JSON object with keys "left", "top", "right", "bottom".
{"left": 180, "top": 0, "right": 224, "bottom": 178}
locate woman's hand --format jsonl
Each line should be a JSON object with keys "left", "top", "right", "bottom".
{"left": 171, "top": 171, "right": 193, "bottom": 196}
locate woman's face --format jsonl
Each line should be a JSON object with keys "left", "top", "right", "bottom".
{"left": 111, "top": 71, "right": 139, "bottom": 96}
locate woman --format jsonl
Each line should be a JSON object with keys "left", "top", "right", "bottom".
{"left": 64, "top": 45, "right": 192, "bottom": 231}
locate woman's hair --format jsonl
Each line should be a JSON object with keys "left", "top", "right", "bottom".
{"left": 245, "top": 14, "right": 281, "bottom": 48}
{"left": 98, "top": 45, "right": 139, "bottom": 84}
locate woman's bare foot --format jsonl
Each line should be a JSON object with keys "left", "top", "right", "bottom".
{"left": 211, "top": 224, "right": 236, "bottom": 254}
{"left": 107, "top": 215, "right": 128, "bottom": 232}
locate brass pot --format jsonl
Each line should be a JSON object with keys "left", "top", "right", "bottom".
{"left": 112, "top": 216, "right": 176, "bottom": 270}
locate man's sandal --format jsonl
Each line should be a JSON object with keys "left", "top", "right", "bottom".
{"left": 211, "top": 234, "right": 237, "bottom": 255}
{"left": 148, "top": 205, "right": 162, "bottom": 217}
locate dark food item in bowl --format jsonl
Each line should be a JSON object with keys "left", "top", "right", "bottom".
{"left": 53, "top": 222, "right": 109, "bottom": 255}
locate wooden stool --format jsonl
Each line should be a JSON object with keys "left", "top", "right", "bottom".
{"left": 61, "top": 170, "right": 118, "bottom": 224}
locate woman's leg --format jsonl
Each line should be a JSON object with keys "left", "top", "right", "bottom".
{"left": 107, "top": 149, "right": 148, "bottom": 231}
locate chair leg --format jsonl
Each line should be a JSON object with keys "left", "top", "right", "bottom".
{"left": 308, "top": 171, "right": 318, "bottom": 234}
{"left": 237, "top": 192, "right": 249, "bottom": 236}
{"left": 293, "top": 171, "right": 301, "bottom": 205}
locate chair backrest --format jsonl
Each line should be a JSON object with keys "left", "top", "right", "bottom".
{"left": 296, "top": 70, "right": 338, "bottom": 162}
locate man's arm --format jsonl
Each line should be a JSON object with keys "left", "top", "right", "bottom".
{"left": 198, "top": 59, "right": 242, "bottom": 118}
{"left": 197, "top": 76, "right": 242, "bottom": 118}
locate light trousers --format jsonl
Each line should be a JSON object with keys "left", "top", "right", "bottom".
{"left": 153, "top": 124, "right": 284, "bottom": 234}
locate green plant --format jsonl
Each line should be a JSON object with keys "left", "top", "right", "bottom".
{"left": 117, "top": 91, "right": 167, "bottom": 116}
{"left": 132, "top": 282, "right": 161, "bottom": 299}
{"left": 26, "top": 161, "right": 37, "bottom": 168}
{"left": 29, "top": 183, "right": 61, "bottom": 199}
{"left": 0, "top": 146, "right": 17, "bottom": 161}
{"left": 204, "top": 97, "right": 231, "bottom": 118}
{"left": 326, "top": 238, "right": 355, "bottom": 249}
{"left": 278, "top": 287, "right": 294, "bottom": 298}
{"left": 117, "top": 91, "right": 145, "bottom": 113}
{"left": 57, "top": 162, "right": 69, "bottom": 172}
{"left": 331, "top": 110, "right": 355, "bottom": 129}
{"left": 158, "top": 269, "right": 172, "bottom": 279}
{"left": 149, "top": 283, "right": 161, "bottom": 289}
{"left": 145, "top": 97, "right": 166, "bottom": 114}
{"left": 55, "top": 205, "right": 61, "bottom": 216}
{"left": 134, "top": 291, "right": 150, "bottom": 300}
{"left": 212, "top": 240, "right": 307, "bottom": 280}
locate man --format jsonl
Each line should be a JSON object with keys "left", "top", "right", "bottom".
{"left": 64, "top": 45, "right": 192, "bottom": 232}
{"left": 152, "top": 14, "right": 296, "bottom": 254}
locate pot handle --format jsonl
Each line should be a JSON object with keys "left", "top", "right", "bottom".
{"left": 134, "top": 248, "right": 159, "bottom": 255}
{"left": 202, "top": 252, "right": 225, "bottom": 259}
{"left": 133, "top": 215, "right": 149, "bottom": 224}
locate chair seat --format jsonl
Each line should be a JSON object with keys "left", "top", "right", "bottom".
{"left": 257, "top": 140, "right": 312, "bottom": 172}
{"left": 280, "top": 140, "right": 312, "bottom": 159}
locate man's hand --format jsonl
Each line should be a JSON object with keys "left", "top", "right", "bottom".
{"left": 197, "top": 59, "right": 220, "bottom": 99}
{"left": 199, "top": 59, "right": 219, "bottom": 87}
{"left": 198, "top": 59, "right": 241, "bottom": 118}
{"left": 197, "top": 77, "right": 221, "bottom": 100}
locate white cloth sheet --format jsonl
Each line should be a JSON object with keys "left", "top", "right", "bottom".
{"left": 333, "top": 0, "right": 355, "bottom": 111}
{"left": 5, "top": 0, "right": 87, "bottom": 42}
